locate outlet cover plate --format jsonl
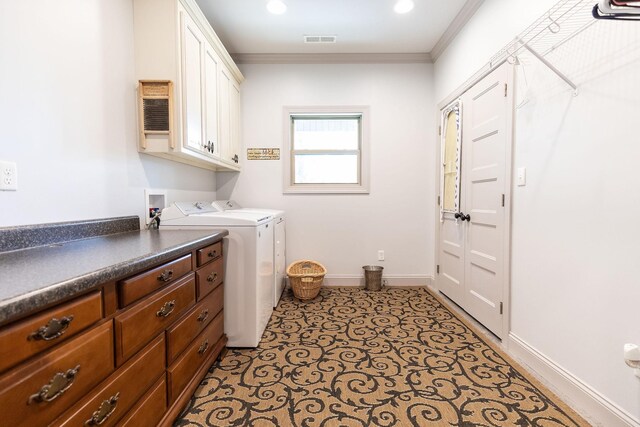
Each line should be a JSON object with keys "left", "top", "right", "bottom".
{"left": 0, "top": 161, "right": 17, "bottom": 191}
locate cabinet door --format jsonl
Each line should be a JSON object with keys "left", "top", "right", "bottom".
{"left": 180, "top": 11, "right": 205, "bottom": 152}
{"left": 218, "top": 67, "right": 232, "bottom": 163}
{"left": 204, "top": 46, "right": 220, "bottom": 158}
{"left": 230, "top": 81, "right": 241, "bottom": 167}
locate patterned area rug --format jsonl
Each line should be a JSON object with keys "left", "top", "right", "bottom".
{"left": 176, "top": 287, "right": 588, "bottom": 426}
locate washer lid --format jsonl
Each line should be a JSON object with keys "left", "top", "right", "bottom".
{"left": 174, "top": 201, "right": 220, "bottom": 215}
{"left": 211, "top": 200, "right": 242, "bottom": 211}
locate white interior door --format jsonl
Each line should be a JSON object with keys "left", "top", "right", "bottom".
{"left": 437, "top": 62, "right": 513, "bottom": 339}
{"left": 460, "top": 63, "right": 512, "bottom": 338}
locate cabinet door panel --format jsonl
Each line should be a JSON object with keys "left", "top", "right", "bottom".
{"left": 219, "top": 67, "right": 232, "bottom": 163}
{"left": 204, "top": 47, "right": 220, "bottom": 158}
{"left": 180, "top": 12, "right": 204, "bottom": 152}
{"left": 230, "top": 81, "right": 241, "bottom": 167}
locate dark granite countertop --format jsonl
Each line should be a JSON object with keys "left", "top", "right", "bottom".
{"left": 0, "top": 228, "right": 228, "bottom": 325}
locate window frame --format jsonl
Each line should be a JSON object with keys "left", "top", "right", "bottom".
{"left": 283, "top": 106, "right": 370, "bottom": 194}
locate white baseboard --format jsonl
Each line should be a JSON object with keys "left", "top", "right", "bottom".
{"left": 508, "top": 333, "right": 640, "bottom": 427}
{"left": 323, "top": 274, "right": 433, "bottom": 288}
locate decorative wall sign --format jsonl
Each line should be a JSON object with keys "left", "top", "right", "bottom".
{"left": 247, "top": 148, "right": 280, "bottom": 160}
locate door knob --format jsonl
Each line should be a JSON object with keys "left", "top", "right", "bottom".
{"left": 454, "top": 212, "right": 462, "bottom": 219}
{"left": 462, "top": 213, "right": 471, "bottom": 222}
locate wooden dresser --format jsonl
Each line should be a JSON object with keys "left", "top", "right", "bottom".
{"left": 0, "top": 238, "right": 226, "bottom": 427}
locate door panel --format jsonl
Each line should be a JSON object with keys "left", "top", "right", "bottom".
{"left": 218, "top": 68, "right": 231, "bottom": 163}
{"left": 461, "top": 63, "right": 512, "bottom": 338}
{"left": 204, "top": 47, "right": 220, "bottom": 157}
{"left": 180, "top": 12, "right": 204, "bottom": 152}
{"left": 439, "top": 214, "right": 465, "bottom": 303}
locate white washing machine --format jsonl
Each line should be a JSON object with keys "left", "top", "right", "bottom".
{"left": 161, "top": 201, "right": 274, "bottom": 348}
{"left": 212, "top": 200, "right": 286, "bottom": 307}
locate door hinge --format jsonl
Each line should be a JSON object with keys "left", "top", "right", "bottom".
{"left": 501, "top": 194, "right": 505, "bottom": 207}
{"left": 504, "top": 83, "right": 508, "bottom": 97}
{"left": 500, "top": 302, "right": 503, "bottom": 315}
{"left": 437, "top": 196, "right": 441, "bottom": 206}
{"left": 438, "top": 126, "right": 442, "bottom": 136}
{"left": 437, "top": 265, "right": 440, "bottom": 274}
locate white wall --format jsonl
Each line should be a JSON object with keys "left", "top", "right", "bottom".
{"left": 0, "top": 0, "right": 216, "bottom": 227}
{"left": 434, "top": 0, "right": 640, "bottom": 423}
{"left": 218, "top": 63, "right": 435, "bottom": 284}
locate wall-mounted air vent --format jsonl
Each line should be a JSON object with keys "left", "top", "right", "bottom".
{"left": 304, "top": 35, "right": 337, "bottom": 44}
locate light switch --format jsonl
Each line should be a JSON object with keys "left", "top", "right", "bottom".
{"left": 517, "top": 167, "right": 526, "bottom": 186}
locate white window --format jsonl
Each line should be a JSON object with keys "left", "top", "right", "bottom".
{"left": 283, "top": 106, "right": 370, "bottom": 194}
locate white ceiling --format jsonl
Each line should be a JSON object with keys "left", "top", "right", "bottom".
{"left": 194, "top": 0, "right": 470, "bottom": 55}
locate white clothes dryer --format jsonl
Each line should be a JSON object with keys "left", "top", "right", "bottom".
{"left": 212, "top": 200, "right": 286, "bottom": 307}
{"left": 161, "top": 202, "right": 274, "bottom": 348}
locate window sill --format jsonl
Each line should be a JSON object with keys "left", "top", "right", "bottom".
{"left": 283, "top": 184, "right": 369, "bottom": 195}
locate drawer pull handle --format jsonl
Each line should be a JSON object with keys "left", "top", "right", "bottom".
{"left": 197, "top": 309, "right": 209, "bottom": 323}
{"left": 207, "top": 250, "right": 217, "bottom": 258}
{"left": 84, "top": 392, "right": 119, "bottom": 426}
{"left": 157, "top": 269, "right": 174, "bottom": 282}
{"left": 156, "top": 300, "right": 176, "bottom": 318}
{"left": 206, "top": 272, "right": 218, "bottom": 283}
{"left": 28, "top": 364, "right": 80, "bottom": 404}
{"left": 29, "top": 315, "right": 74, "bottom": 341}
{"left": 198, "top": 339, "right": 209, "bottom": 355}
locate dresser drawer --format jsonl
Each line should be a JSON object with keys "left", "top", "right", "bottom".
{"left": 167, "top": 310, "right": 224, "bottom": 403}
{"left": 118, "top": 254, "right": 192, "bottom": 307}
{"left": 196, "top": 241, "right": 222, "bottom": 267}
{"left": 114, "top": 273, "right": 195, "bottom": 365}
{"left": 195, "top": 256, "right": 224, "bottom": 301}
{"left": 166, "top": 284, "right": 224, "bottom": 363}
{"left": 0, "top": 320, "right": 114, "bottom": 427}
{"left": 0, "top": 291, "right": 103, "bottom": 374}
{"left": 116, "top": 376, "right": 166, "bottom": 427}
{"left": 54, "top": 334, "right": 165, "bottom": 427}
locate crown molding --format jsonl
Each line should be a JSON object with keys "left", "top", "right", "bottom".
{"left": 430, "top": 0, "right": 485, "bottom": 62}
{"left": 232, "top": 52, "right": 432, "bottom": 65}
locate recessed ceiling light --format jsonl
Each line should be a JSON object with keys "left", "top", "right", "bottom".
{"left": 267, "top": 0, "right": 287, "bottom": 15}
{"left": 394, "top": 0, "right": 414, "bottom": 14}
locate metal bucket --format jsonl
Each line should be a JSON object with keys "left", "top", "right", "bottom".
{"left": 363, "top": 265, "right": 384, "bottom": 291}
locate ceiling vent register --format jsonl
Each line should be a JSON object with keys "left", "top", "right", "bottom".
{"left": 304, "top": 35, "right": 337, "bottom": 44}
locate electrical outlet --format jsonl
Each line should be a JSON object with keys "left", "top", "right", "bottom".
{"left": 0, "top": 161, "right": 17, "bottom": 191}
{"left": 378, "top": 250, "right": 385, "bottom": 261}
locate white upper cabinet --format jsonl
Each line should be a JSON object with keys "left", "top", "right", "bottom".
{"left": 133, "top": 0, "right": 243, "bottom": 171}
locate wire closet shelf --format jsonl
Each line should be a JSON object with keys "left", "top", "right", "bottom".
{"left": 460, "top": 0, "right": 597, "bottom": 98}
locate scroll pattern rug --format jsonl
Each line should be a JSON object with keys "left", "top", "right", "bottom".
{"left": 176, "top": 287, "right": 588, "bottom": 426}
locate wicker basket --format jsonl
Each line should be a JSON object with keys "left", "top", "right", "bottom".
{"left": 287, "top": 260, "right": 327, "bottom": 301}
